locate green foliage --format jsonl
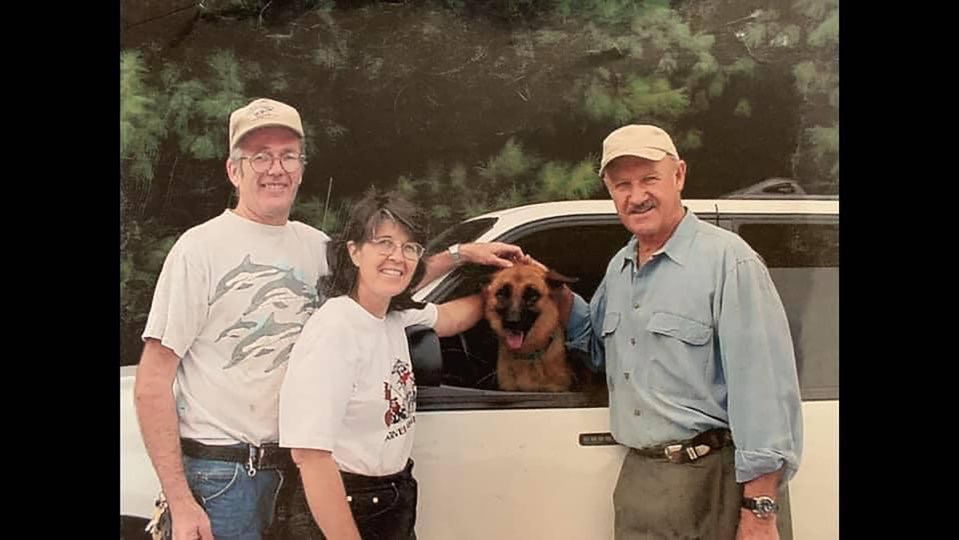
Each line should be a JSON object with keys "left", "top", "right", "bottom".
{"left": 536, "top": 159, "right": 601, "bottom": 202}
{"left": 120, "top": 51, "right": 166, "bottom": 206}
{"left": 726, "top": 57, "right": 757, "bottom": 79}
{"left": 808, "top": 9, "right": 839, "bottom": 47}
{"left": 554, "top": 0, "right": 646, "bottom": 23}
{"left": 584, "top": 74, "right": 689, "bottom": 124}
{"left": 743, "top": 22, "right": 768, "bottom": 49}
{"left": 807, "top": 123, "right": 839, "bottom": 160}
{"left": 794, "top": 0, "right": 838, "bottom": 21}
{"left": 163, "top": 50, "right": 253, "bottom": 159}
{"left": 119, "top": 219, "right": 178, "bottom": 364}
{"left": 572, "top": 2, "right": 731, "bottom": 126}
{"left": 478, "top": 138, "right": 541, "bottom": 182}
{"left": 449, "top": 163, "right": 468, "bottom": 192}
{"left": 707, "top": 72, "right": 727, "bottom": 99}
{"left": 292, "top": 193, "right": 347, "bottom": 235}
{"left": 494, "top": 185, "right": 526, "bottom": 210}
{"left": 393, "top": 139, "right": 605, "bottom": 237}
{"left": 431, "top": 205, "right": 452, "bottom": 220}
{"left": 788, "top": 1, "right": 840, "bottom": 185}
{"left": 396, "top": 174, "right": 418, "bottom": 199}
{"left": 677, "top": 129, "right": 703, "bottom": 152}
{"left": 313, "top": 0, "right": 336, "bottom": 12}
{"left": 792, "top": 60, "right": 837, "bottom": 98}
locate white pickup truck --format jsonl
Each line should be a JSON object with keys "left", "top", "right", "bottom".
{"left": 121, "top": 190, "right": 839, "bottom": 539}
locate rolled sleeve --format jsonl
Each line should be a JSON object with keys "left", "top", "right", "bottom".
{"left": 718, "top": 258, "right": 803, "bottom": 483}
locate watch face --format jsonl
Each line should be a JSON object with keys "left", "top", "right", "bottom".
{"left": 744, "top": 496, "right": 777, "bottom": 515}
{"left": 747, "top": 496, "right": 778, "bottom": 518}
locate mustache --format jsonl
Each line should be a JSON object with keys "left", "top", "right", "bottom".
{"left": 627, "top": 200, "right": 655, "bottom": 213}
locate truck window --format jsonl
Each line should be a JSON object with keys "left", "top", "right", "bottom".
{"left": 737, "top": 220, "right": 839, "bottom": 401}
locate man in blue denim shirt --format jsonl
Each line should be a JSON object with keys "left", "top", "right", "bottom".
{"left": 561, "top": 125, "right": 802, "bottom": 540}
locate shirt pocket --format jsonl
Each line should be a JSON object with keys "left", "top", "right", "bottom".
{"left": 645, "top": 311, "right": 712, "bottom": 346}
{"left": 645, "top": 311, "right": 713, "bottom": 393}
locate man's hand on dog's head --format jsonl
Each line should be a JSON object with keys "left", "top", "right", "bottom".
{"left": 461, "top": 242, "right": 526, "bottom": 269}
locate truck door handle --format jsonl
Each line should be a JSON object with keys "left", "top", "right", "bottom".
{"left": 579, "top": 432, "right": 617, "bottom": 446}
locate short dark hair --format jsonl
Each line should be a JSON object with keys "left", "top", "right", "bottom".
{"left": 321, "top": 187, "right": 427, "bottom": 313}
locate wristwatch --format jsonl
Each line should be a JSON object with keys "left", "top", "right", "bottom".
{"left": 742, "top": 496, "right": 778, "bottom": 519}
{"left": 447, "top": 244, "right": 462, "bottom": 265}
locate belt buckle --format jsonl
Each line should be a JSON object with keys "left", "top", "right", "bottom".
{"left": 663, "top": 444, "right": 684, "bottom": 463}
{"left": 664, "top": 443, "right": 712, "bottom": 463}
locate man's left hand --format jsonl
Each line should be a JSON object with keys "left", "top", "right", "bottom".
{"left": 460, "top": 242, "right": 525, "bottom": 268}
{"left": 736, "top": 512, "right": 779, "bottom": 540}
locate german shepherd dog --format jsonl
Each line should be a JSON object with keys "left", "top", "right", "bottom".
{"left": 484, "top": 262, "right": 580, "bottom": 392}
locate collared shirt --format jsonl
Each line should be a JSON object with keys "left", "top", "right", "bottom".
{"left": 566, "top": 209, "right": 803, "bottom": 483}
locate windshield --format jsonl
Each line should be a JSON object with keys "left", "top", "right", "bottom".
{"left": 426, "top": 217, "right": 498, "bottom": 254}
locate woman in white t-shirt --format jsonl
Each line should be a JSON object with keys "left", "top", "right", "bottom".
{"left": 278, "top": 189, "right": 485, "bottom": 539}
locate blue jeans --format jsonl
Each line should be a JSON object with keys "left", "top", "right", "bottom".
{"left": 183, "top": 453, "right": 285, "bottom": 540}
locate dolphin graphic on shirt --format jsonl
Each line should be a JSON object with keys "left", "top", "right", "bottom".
{"left": 216, "top": 319, "right": 259, "bottom": 342}
{"left": 241, "top": 269, "right": 317, "bottom": 317}
{"left": 264, "top": 341, "right": 297, "bottom": 373}
{"left": 297, "top": 294, "right": 325, "bottom": 315}
{"left": 211, "top": 255, "right": 286, "bottom": 305}
{"left": 224, "top": 313, "right": 303, "bottom": 369}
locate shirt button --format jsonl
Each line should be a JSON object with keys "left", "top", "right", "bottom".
{"left": 633, "top": 408, "right": 641, "bottom": 416}
{"left": 634, "top": 303, "right": 640, "bottom": 309}
{"left": 624, "top": 372, "right": 630, "bottom": 380}
{"left": 630, "top": 337, "right": 636, "bottom": 346}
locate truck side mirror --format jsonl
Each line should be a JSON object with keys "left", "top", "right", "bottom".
{"left": 406, "top": 324, "right": 443, "bottom": 387}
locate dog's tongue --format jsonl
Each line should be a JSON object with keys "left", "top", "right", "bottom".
{"left": 505, "top": 330, "right": 525, "bottom": 350}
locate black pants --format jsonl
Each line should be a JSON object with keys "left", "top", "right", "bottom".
{"left": 280, "top": 460, "right": 418, "bottom": 540}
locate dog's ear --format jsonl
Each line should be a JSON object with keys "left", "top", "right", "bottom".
{"left": 545, "top": 269, "right": 578, "bottom": 289}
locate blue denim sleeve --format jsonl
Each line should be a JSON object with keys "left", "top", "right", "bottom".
{"left": 718, "top": 258, "right": 804, "bottom": 483}
{"left": 565, "top": 279, "right": 607, "bottom": 373}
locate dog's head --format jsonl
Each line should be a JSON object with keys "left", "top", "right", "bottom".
{"left": 483, "top": 262, "right": 577, "bottom": 354}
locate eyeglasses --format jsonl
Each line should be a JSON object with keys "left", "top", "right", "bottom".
{"left": 238, "top": 152, "right": 307, "bottom": 174}
{"left": 369, "top": 237, "right": 425, "bottom": 261}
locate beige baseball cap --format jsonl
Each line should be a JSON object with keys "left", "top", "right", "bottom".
{"left": 599, "top": 124, "right": 679, "bottom": 176}
{"left": 229, "top": 98, "right": 304, "bottom": 150}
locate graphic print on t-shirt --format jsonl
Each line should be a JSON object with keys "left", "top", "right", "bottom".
{"left": 383, "top": 358, "right": 417, "bottom": 430}
{"left": 211, "top": 254, "right": 322, "bottom": 373}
